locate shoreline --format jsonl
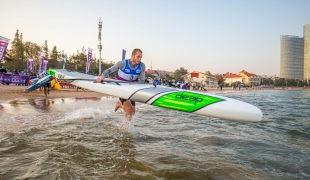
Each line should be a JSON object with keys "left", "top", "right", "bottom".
{"left": 0, "top": 84, "right": 309, "bottom": 102}
{"left": 0, "top": 84, "right": 108, "bottom": 101}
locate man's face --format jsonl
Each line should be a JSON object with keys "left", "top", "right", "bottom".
{"left": 131, "top": 52, "right": 142, "bottom": 66}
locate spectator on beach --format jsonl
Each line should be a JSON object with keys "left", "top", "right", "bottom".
{"left": 172, "top": 79, "right": 176, "bottom": 87}
{"left": 192, "top": 82, "right": 196, "bottom": 90}
{"left": 153, "top": 77, "right": 160, "bottom": 85}
{"left": 186, "top": 82, "right": 191, "bottom": 89}
{"left": 0, "top": 66, "right": 7, "bottom": 74}
{"left": 201, "top": 81, "right": 206, "bottom": 90}
{"left": 168, "top": 80, "right": 172, "bottom": 87}
{"left": 196, "top": 82, "right": 200, "bottom": 90}
{"left": 180, "top": 82, "right": 189, "bottom": 89}
{"left": 201, "top": 81, "right": 207, "bottom": 91}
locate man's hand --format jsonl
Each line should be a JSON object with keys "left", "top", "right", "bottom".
{"left": 96, "top": 76, "right": 105, "bottom": 83}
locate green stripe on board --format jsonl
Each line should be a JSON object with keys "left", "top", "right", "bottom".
{"left": 152, "top": 91, "right": 224, "bottom": 112}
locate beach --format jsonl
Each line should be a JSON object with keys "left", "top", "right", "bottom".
{"left": 0, "top": 84, "right": 107, "bottom": 101}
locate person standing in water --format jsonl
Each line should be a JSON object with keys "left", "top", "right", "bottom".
{"left": 96, "top": 48, "right": 146, "bottom": 122}
{"left": 38, "top": 70, "right": 51, "bottom": 97}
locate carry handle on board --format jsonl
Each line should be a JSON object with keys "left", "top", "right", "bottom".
{"left": 56, "top": 77, "right": 156, "bottom": 87}
{"left": 97, "top": 79, "right": 157, "bottom": 87}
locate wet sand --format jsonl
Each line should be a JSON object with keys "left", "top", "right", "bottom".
{"left": 0, "top": 84, "right": 107, "bottom": 101}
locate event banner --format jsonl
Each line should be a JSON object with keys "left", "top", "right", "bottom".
{"left": 39, "top": 52, "right": 45, "bottom": 73}
{"left": 0, "top": 36, "right": 10, "bottom": 62}
{"left": 28, "top": 58, "right": 33, "bottom": 72}
{"left": 122, "top": 49, "right": 126, "bottom": 60}
{"left": 0, "top": 74, "right": 30, "bottom": 85}
{"left": 43, "top": 60, "right": 48, "bottom": 71}
{"left": 62, "top": 55, "right": 67, "bottom": 69}
{"left": 86, "top": 48, "right": 92, "bottom": 74}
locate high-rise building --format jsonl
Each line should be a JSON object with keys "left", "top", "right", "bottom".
{"left": 304, "top": 23, "right": 310, "bottom": 81}
{"left": 280, "top": 35, "right": 304, "bottom": 79}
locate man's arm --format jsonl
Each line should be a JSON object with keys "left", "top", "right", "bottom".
{"left": 96, "top": 60, "right": 125, "bottom": 82}
{"left": 138, "top": 63, "right": 146, "bottom": 83}
{"left": 102, "top": 60, "right": 126, "bottom": 77}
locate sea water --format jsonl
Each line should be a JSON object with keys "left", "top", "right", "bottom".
{"left": 0, "top": 90, "right": 309, "bottom": 179}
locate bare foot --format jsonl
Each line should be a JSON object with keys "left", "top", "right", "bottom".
{"left": 115, "top": 101, "right": 123, "bottom": 112}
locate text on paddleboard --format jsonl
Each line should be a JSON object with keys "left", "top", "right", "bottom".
{"left": 57, "top": 74, "right": 66, "bottom": 79}
{"left": 175, "top": 93, "right": 203, "bottom": 105}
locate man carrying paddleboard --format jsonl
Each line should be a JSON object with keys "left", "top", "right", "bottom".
{"left": 38, "top": 70, "right": 52, "bottom": 97}
{"left": 96, "top": 48, "right": 146, "bottom": 122}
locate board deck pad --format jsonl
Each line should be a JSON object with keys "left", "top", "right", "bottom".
{"left": 152, "top": 91, "right": 224, "bottom": 112}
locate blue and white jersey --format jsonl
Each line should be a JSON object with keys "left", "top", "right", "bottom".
{"left": 117, "top": 59, "right": 142, "bottom": 82}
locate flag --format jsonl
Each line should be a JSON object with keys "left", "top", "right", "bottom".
{"left": 122, "top": 49, "right": 126, "bottom": 60}
{"left": 0, "top": 36, "right": 10, "bottom": 62}
{"left": 86, "top": 48, "right": 92, "bottom": 74}
{"left": 28, "top": 58, "right": 33, "bottom": 72}
{"left": 39, "top": 52, "right": 45, "bottom": 73}
{"left": 62, "top": 55, "right": 67, "bottom": 69}
{"left": 43, "top": 60, "right": 48, "bottom": 71}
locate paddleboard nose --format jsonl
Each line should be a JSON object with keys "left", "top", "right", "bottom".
{"left": 196, "top": 98, "right": 263, "bottom": 122}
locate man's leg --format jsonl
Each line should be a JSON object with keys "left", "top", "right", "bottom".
{"left": 115, "top": 98, "right": 135, "bottom": 121}
{"left": 123, "top": 100, "right": 134, "bottom": 121}
{"left": 43, "top": 86, "right": 48, "bottom": 97}
{"left": 47, "top": 83, "right": 51, "bottom": 94}
{"left": 130, "top": 101, "right": 135, "bottom": 115}
{"left": 115, "top": 100, "right": 123, "bottom": 112}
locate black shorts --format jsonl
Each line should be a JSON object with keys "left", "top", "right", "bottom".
{"left": 119, "top": 98, "right": 135, "bottom": 106}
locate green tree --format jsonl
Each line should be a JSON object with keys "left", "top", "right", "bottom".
{"left": 205, "top": 70, "right": 212, "bottom": 76}
{"left": 23, "top": 41, "right": 41, "bottom": 72}
{"left": 100, "top": 60, "right": 116, "bottom": 76}
{"left": 42, "top": 40, "right": 49, "bottom": 59}
{"left": 65, "top": 54, "right": 75, "bottom": 71}
{"left": 261, "top": 78, "right": 274, "bottom": 85}
{"left": 5, "top": 29, "right": 25, "bottom": 71}
{"left": 275, "top": 78, "right": 286, "bottom": 86}
{"left": 49, "top": 46, "right": 59, "bottom": 69}
{"left": 165, "top": 73, "right": 172, "bottom": 79}
{"left": 173, "top": 67, "right": 188, "bottom": 81}
{"left": 214, "top": 73, "right": 225, "bottom": 86}
{"left": 67, "top": 48, "right": 87, "bottom": 72}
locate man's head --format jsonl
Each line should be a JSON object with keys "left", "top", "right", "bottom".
{"left": 131, "top": 48, "right": 142, "bottom": 66}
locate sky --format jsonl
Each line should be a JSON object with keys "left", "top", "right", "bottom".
{"left": 1, "top": 0, "right": 310, "bottom": 76}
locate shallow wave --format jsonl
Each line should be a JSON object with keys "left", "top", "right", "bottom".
{"left": 0, "top": 90, "right": 310, "bottom": 179}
